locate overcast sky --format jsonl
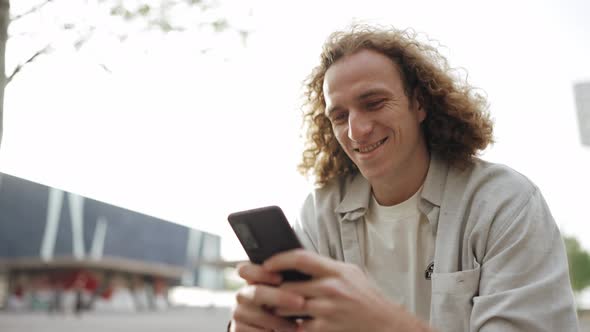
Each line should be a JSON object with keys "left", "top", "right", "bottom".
{"left": 2, "top": 0, "right": 589, "bottom": 260}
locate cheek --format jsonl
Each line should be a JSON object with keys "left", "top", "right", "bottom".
{"left": 332, "top": 126, "right": 348, "bottom": 145}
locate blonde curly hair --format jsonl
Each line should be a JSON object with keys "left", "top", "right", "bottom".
{"left": 298, "top": 25, "right": 494, "bottom": 186}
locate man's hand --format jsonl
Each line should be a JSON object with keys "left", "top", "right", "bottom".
{"left": 264, "top": 250, "right": 432, "bottom": 332}
{"left": 230, "top": 262, "right": 304, "bottom": 332}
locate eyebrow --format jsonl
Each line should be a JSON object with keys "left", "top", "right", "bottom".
{"left": 326, "top": 88, "right": 390, "bottom": 116}
{"left": 358, "top": 88, "right": 389, "bottom": 100}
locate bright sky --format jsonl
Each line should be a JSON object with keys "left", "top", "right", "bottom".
{"left": 1, "top": 0, "right": 589, "bottom": 261}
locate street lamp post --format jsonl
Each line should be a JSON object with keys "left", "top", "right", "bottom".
{"left": 575, "top": 82, "right": 590, "bottom": 147}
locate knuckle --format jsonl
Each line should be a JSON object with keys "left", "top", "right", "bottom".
{"left": 236, "top": 264, "right": 249, "bottom": 279}
{"left": 293, "top": 251, "right": 306, "bottom": 266}
{"left": 235, "top": 291, "right": 247, "bottom": 305}
{"left": 231, "top": 306, "right": 246, "bottom": 322}
{"left": 237, "top": 263, "right": 256, "bottom": 279}
{"left": 342, "top": 262, "right": 360, "bottom": 274}
{"left": 318, "top": 302, "right": 335, "bottom": 316}
{"left": 321, "top": 278, "right": 343, "bottom": 297}
{"left": 275, "top": 290, "right": 288, "bottom": 304}
{"left": 232, "top": 306, "right": 267, "bottom": 331}
{"left": 239, "top": 264, "right": 278, "bottom": 285}
{"left": 250, "top": 285, "right": 264, "bottom": 304}
{"left": 236, "top": 285, "right": 257, "bottom": 304}
{"left": 251, "top": 285, "right": 277, "bottom": 306}
{"left": 307, "top": 299, "right": 332, "bottom": 316}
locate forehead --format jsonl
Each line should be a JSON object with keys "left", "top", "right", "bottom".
{"left": 323, "top": 49, "right": 404, "bottom": 106}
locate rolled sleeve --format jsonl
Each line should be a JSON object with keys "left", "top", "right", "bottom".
{"left": 471, "top": 188, "right": 579, "bottom": 331}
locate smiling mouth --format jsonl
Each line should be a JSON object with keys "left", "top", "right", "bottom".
{"left": 354, "top": 137, "right": 388, "bottom": 153}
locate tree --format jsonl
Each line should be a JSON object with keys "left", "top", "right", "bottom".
{"left": 0, "top": 0, "right": 9, "bottom": 146}
{"left": 564, "top": 235, "right": 590, "bottom": 293}
{"left": 0, "top": 0, "right": 250, "bottom": 146}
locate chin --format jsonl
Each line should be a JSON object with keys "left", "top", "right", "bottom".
{"left": 358, "top": 169, "right": 385, "bottom": 182}
{"left": 357, "top": 161, "right": 396, "bottom": 181}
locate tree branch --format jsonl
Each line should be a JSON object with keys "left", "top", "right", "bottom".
{"left": 6, "top": 45, "right": 51, "bottom": 85}
{"left": 11, "top": 0, "right": 53, "bottom": 22}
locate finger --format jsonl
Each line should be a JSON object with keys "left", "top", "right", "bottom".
{"left": 263, "top": 250, "right": 342, "bottom": 278}
{"left": 302, "top": 298, "right": 336, "bottom": 317}
{"left": 280, "top": 278, "right": 339, "bottom": 298}
{"left": 237, "top": 284, "right": 305, "bottom": 310}
{"left": 232, "top": 304, "right": 298, "bottom": 332}
{"left": 274, "top": 307, "right": 310, "bottom": 317}
{"left": 238, "top": 262, "right": 282, "bottom": 285}
{"left": 277, "top": 296, "right": 335, "bottom": 318}
{"left": 297, "top": 317, "right": 324, "bottom": 332}
{"left": 229, "top": 320, "right": 265, "bottom": 332}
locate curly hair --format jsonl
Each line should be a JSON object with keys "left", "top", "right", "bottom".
{"left": 298, "top": 24, "right": 494, "bottom": 187}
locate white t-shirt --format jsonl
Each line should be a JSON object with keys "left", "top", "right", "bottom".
{"left": 363, "top": 187, "right": 435, "bottom": 322}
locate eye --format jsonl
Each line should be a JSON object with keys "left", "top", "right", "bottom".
{"left": 330, "top": 111, "right": 348, "bottom": 124}
{"left": 366, "top": 99, "right": 385, "bottom": 110}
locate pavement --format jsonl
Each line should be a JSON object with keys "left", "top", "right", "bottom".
{"left": 0, "top": 306, "right": 232, "bottom": 332}
{"left": 580, "top": 310, "right": 590, "bottom": 332}
{"left": 1, "top": 307, "right": 589, "bottom": 331}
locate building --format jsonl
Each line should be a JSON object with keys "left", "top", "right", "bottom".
{"left": 0, "top": 172, "right": 223, "bottom": 313}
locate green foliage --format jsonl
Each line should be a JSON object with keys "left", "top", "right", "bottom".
{"left": 110, "top": 3, "right": 151, "bottom": 21}
{"left": 7, "top": 0, "right": 251, "bottom": 84}
{"left": 211, "top": 19, "right": 228, "bottom": 32}
{"left": 97, "top": 0, "right": 255, "bottom": 42}
{"left": 137, "top": 4, "right": 151, "bottom": 16}
{"left": 109, "top": 4, "right": 125, "bottom": 17}
{"left": 564, "top": 235, "right": 590, "bottom": 293}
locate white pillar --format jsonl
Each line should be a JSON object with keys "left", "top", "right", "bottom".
{"left": 40, "top": 188, "right": 64, "bottom": 261}
{"left": 90, "top": 217, "right": 108, "bottom": 260}
{"left": 68, "top": 193, "right": 85, "bottom": 259}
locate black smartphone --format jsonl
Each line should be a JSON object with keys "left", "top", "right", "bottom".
{"left": 228, "top": 205, "right": 311, "bottom": 282}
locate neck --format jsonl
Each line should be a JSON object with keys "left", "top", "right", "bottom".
{"left": 371, "top": 147, "right": 430, "bottom": 206}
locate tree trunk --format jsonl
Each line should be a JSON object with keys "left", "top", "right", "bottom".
{"left": 0, "top": 0, "right": 9, "bottom": 146}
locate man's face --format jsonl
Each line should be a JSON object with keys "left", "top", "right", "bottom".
{"left": 323, "top": 49, "right": 427, "bottom": 184}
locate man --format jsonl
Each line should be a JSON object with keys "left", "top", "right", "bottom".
{"left": 230, "top": 25, "right": 578, "bottom": 331}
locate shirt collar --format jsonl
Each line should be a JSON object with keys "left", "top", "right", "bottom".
{"left": 421, "top": 153, "right": 448, "bottom": 208}
{"left": 334, "top": 172, "right": 371, "bottom": 219}
{"left": 334, "top": 153, "right": 449, "bottom": 220}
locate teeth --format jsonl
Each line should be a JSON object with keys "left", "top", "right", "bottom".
{"left": 357, "top": 139, "right": 385, "bottom": 153}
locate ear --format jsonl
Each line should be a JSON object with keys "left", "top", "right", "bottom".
{"left": 411, "top": 90, "right": 426, "bottom": 123}
{"left": 417, "top": 103, "right": 426, "bottom": 123}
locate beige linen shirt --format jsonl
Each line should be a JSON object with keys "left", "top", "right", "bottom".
{"left": 293, "top": 154, "right": 579, "bottom": 331}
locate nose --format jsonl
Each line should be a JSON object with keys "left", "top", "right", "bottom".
{"left": 348, "top": 111, "right": 373, "bottom": 142}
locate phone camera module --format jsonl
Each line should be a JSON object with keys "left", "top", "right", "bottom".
{"left": 234, "top": 223, "right": 259, "bottom": 250}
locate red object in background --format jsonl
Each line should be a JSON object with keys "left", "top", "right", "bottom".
{"left": 101, "top": 286, "right": 114, "bottom": 300}
{"left": 153, "top": 278, "right": 167, "bottom": 295}
{"left": 14, "top": 285, "right": 24, "bottom": 298}
{"left": 61, "top": 270, "right": 99, "bottom": 291}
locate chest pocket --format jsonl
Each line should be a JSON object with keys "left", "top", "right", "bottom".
{"left": 430, "top": 262, "right": 481, "bottom": 332}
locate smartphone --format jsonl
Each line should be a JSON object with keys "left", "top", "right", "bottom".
{"left": 228, "top": 205, "right": 311, "bottom": 282}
